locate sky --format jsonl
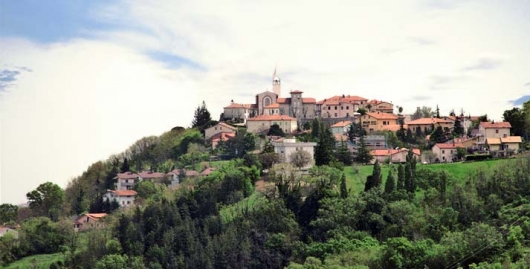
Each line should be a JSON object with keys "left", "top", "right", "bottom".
{"left": 1, "top": 0, "right": 529, "bottom": 204}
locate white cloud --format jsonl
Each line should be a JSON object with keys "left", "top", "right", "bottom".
{"left": 0, "top": 38, "right": 197, "bottom": 203}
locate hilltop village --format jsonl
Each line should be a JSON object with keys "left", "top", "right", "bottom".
{"left": 1, "top": 71, "right": 529, "bottom": 268}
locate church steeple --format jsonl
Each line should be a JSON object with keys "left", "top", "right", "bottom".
{"left": 272, "top": 67, "right": 281, "bottom": 96}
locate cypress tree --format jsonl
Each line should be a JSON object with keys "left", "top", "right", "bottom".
{"left": 397, "top": 164, "right": 405, "bottom": 190}
{"left": 384, "top": 169, "right": 395, "bottom": 194}
{"left": 340, "top": 173, "right": 348, "bottom": 198}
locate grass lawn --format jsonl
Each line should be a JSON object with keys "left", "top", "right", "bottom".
{"left": 344, "top": 158, "right": 518, "bottom": 194}
{"left": 219, "top": 192, "right": 267, "bottom": 223}
{"left": 4, "top": 253, "right": 64, "bottom": 269}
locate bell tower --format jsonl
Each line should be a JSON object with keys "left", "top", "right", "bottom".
{"left": 272, "top": 68, "right": 281, "bottom": 96}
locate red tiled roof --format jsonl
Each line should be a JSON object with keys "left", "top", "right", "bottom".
{"left": 138, "top": 171, "right": 166, "bottom": 178}
{"left": 407, "top": 118, "right": 453, "bottom": 125}
{"left": 115, "top": 172, "right": 139, "bottom": 179}
{"left": 216, "top": 122, "right": 238, "bottom": 130}
{"left": 211, "top": 132, "right": 236, "bottom": 142}
{"left": 264, "top": 103, "right": 280, "bottom": 108}
{"left": 381, "top": 124, "right": 405, "bottom": 132}
{"left": 167, "top": 169, "right": 181, "bottom": 176}
{"left": 200, "top": 167, "right": 216, "bottom": 176}
{"left": 434, "top": 143, "right": 464, "bottom": 149}
{"left": 302, "top": 98, "right": 316, "bottom": 103}
{"left": 479, "top": 121, "right": 511, "bottom": 129}
{"left": 110, "top": 190, "right": 137, "bottom": 196}
{"left": 366, "top": 112, "right": 398, "bottom": 120}
{"left": 331, "top": 121, "right": 352, "bottom": 127}
{"left": 371, "top": 148, "right": 421, "bottom": 156}
{"left": 317, "top": 95, "right": 367, "bottom": 105}
{"left": 247, "top": 115, "right": 296, "bottom": 121}
{"left": 501, "top": 136, "right": 522, "bottom": 143}
{"left": 224, "top": 103, "right": 254, "bottom": 109}
{"left": 186, "top": 170, "right": 199, "bottom": 177}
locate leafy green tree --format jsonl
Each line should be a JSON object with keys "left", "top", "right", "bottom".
{"left": 95, "top": 254, "right": 129, "bottom": 269}
{"left": 26, "top": 182, "right": 65, "bottom": 221}
{"left": 364, "top": 160, "right": 382, "bottom": 192}
{"left": 355, "top": 136, "right": 373, "bottom": 165}
{"left": 503, "top": 107, "right": 526, "bottom": 137}
{"left": 347, "top": 122, "right": 365, "bottom": 141}
{"left": 0, "top": 204, "right": 18, "bottom": 225}
{"left": 268, "top": 124, "right": 285, "bottom": 137}
{"left": 453, "top": 117, "right": 464, "bottom": 137}
{"left": 19, "top": 217, "right": 69, "bottom": 255}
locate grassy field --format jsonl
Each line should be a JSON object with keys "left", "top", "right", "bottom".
{"left": 219, "top": 192, "right": 267, "bottom": 223}
{"left": 4, "top": 253, "right": 64, "bottom": 269}
{"left": 344, "top": 158, "right": 518, "bottom": 194}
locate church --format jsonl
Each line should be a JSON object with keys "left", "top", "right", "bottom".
{"left": 222, "top": 69, "right": 317, "bottom": 124}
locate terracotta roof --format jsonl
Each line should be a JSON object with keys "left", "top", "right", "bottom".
{"left": 115, "top": 172, "right": 139, "bottom": 179}
{"left": 366, "top": 112, "right": 398, "bottom": 120}
{"left": 247, "top": 115, "right": 296, "bottom": 121}
{"left": 331, "top": 121, "right": 352, "bottom": 127}
{"left": 501, "top": 136, "right": 522, "bottom": 143}
{"left": 216, "top": 122, "right": 238, "bottom": 130}
{"left": 185, "top": 170, "right": 199, "bottom": 177}
{"left": 200, "top": 167, "right": 216, "bottom": 176}
{"left": 486, "top": 138, "right": 501, "bottom": 145}
{"left": 367, "top": 99, "right": 391, "bottom": 105}
{"left": 434, "top": 143, "right": 464, "bottom": 149}
{"left": 167, "top": 169, "right": 181, "bottom": 176}
{"left": 75, "top": 213, "right": 108, "bottom": 223}
{"left": 317, "top": 95, "right": 367, "bottom": 105}
{"left": 290, "top": 90, "right": 303, "bottom": 94}
{"left": 110, "top": 190, "right": 137, "bottom": 196}
{"left": 480, "top": 122, "right": 512, "bottom": 129}
{"left": 264, "top": 103, "right": 280, "bottom": 109}
{"left": 302, "top": 98, "right": 316, "bottom": 103}
{"left": 407, "top": 118, "right": 453, "bottom": 125}
{"left": 371, "top": 148, "right": 421, "bottom": 156}
{"left": 224, "top": 103, "right": 254, "bottom": 109}
{"left": 138, "top": 171, "right": 166, "bottom": 178}
{"left": 211, "top": 132, "right": 236, "bottom": 142}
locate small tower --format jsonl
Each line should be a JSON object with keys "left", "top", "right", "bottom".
{"left": 272, "top": 68, "right": 281, "bottom": 96}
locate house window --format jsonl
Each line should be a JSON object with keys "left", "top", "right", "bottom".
{"left": 442, "top": 150, "right": 445, "bottom": 154}
{"left": 335, "top": 106, "right": 337, "bottom": 110}
{"left": 127, "top": 201, "right": 131, "bottom": 205}
{"left": 328, "top": 107, "right": 330, "bottom": 110}
{"left": 496, "top": 130, "right": 499, "bottom": 134}
{"left": 215, "top": 127, "right": 217, "bottom": 130}
{"left": 346, "top": 106, "right": 349, "bottom": 110}
{"left": 450, "top": 150, "right": 453, "bottom": 154}
{"left": 334, "top": 113, "right": 338, "bottom": 117}
{"left": 341, "top": 106, "right": 343, "bottom": 110}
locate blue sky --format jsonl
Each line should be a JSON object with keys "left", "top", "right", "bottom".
{"left": 1, "top": 0, "right": 530, "bottom": 204}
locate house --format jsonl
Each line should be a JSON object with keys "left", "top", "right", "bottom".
{"left": 0, "top": 226, "right": 18, "bottom": 238}
{"left": 200, "top": 167, "right": 216, "bottom": 176}
{"left": 501, "top": 136, "right": 522, "bottom": 152}
{"left": 103, "top": 190, "right": 137, "bottom": 207}
{"left": 167, "top": 169, "right": 182, "bottom": 186}
{"left": 331, "top": 121, "right": 352, "bottom": 135}
{"left": 138, "top": 171, "right": 166, "bottom": 183}
{"left": 366, "top": 100, "right": 394, "bottom": 114}
{"left": 277, "top": 90, "right": 317, "bottom": 121}
{"left": 486, "top": 136, "right": 522, "bottom": 154}
{"left": 115, "top": 172, "right": 139, "bottom": 190}
{"left": 222, "top": 102, "right": 255, "bottom": 122}
{"left": 360, "top": 112, "right": 399, "bottom": 134}
{"left": 273, "top": 138, "right": 317, "bottom": 169}
{"left": 406, "top": 117, "right": 454, "bottom": 134}
{"left": 210, "top": 132, "right": 236, "bottom": 149}
{"left": 246, "top": 114, "right": 298, "bottom": 134}
{"left": 432, "top": 143, "right": 465, "bottom": 163}
{"left": 316, "top": 95, "right": 367, "bottom": 119}
{"left": 477, "top": 122, "right": 511, "bottom": 143}
{"left": 205, "top": 122, "right": 238, "bottom": 140}
{"left": 74, "top": 213, "right": 107, "bottom": 232}
{"left": 485, "top": 138, "right": 502, "bottom": 151}
{"left": 263, "top": 103, "right": 280, "bottom": 115}
{"left": 370, "top": 148, "right": 421, "bottom": 164}
{"left": 353, "top": 135, "right": 388, "bottom": 150}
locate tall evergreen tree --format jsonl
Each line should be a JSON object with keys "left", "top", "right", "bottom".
{"left": 336, "top": 139, "right": 353, "bottom": 165}
{"left": 384, "top": 169, "right": 395, "bottom": 194}
{"left": 435, "top": 104, "right": 441, "bottom": 118}
{"left": 355, "top": 136, "right": 373, "bottom": 165}
{"left": 314, "top": 121, "right": 335, "bottom": 166}
{"left": 340, "top": 173, "right": 348, "bottom": 198}
{"left": 192, "top": 101, "right": 212, "bottom": 131}
{"left": 364, "top": 160, "right": 382, "bottom": 191}
{"left": 120, "top": 158, "right": 130, "bottom": 173}
{"left": 397, "top": 164, "right": 405, "bottom": 190}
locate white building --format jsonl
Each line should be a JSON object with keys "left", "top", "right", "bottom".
{"left": 103, "top": 190, "right": 137, "bottom": 207}
{"left": 115, "top": 172, "right": 139, "bottom": 190}
{"left": 273, "top": 138, "right": 317, "bottom": 169}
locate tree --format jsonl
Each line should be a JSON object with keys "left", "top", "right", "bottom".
{"left": 191, "top": 101, "right": 212, "bottom": 133}
{"left": 455, "top": 147, "right": 467, "bottom": 161}
{"left": 289, "top": 149, "right": 312, "bottom": 169}
{"left": 355, "top": 136, "right": 373, "bottom": 165}
{"left": 0, "top": 204, "right": 18, "bottom": 225}
{"left": 340, "top": 173, "right": 348, "bottom": 198}
{"left": 336, "top": 139, "right": 353, "bottom": 165}
{"left": 411, "top": 107, "right": 423, "bottom": 121}
{"left": 397, "top": 164, "right": 405, "bottom": 190}
{"left": 435, "top": 105, "right": 440, "bottom": 118}
{"left": 384, "top": 169, "right": 396, "bottom": 194}
{"left": 347, "top": 122, "right": 365, "bottom": 141}
{"left": 364, "top": 160, "right": 382, "bottom": 191}
{"left": 453, "top": 117, "right": 464, "bottom": 137}
{"left": 267, "top": 124, "right": 285, "bottom": 137}
{"left": 503, "top": 107, "right": 526, "bottom": 137}
{"left": 314, "top": 120, "right": 335, "bottom": 166}
{"left": 26, "top": 182, "right": 65, "bottom": 221}
{"left": 356, "top": 108, "right": 367, "bottom": 116}
{"left": 120, "top": 158, "right": 130, "bottom": 173}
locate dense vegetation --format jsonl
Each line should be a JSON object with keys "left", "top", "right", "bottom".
{"left": 2, "top": 101, "right": 530, "bottom": 268}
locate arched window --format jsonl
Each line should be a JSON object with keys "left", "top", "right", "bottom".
{"left": 263, "top": 96, "right": 272, "bottom": 107}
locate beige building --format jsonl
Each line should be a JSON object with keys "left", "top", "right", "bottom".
{"left": 361, "top": 112, "right": 399, "bottom": 134}
{"left": 432, "top": 143, "right": 465, "bottom": 163}
{"left": 367, "top": 100, "right": 394, "bottom": 114}
{"left": 205, "top": 122, "right": 237, "bottom": 140}
{"left": 370, "top": 148, "right": 421, "bottom": 164}
{"left": 74, "top": 213, "right": 107, "bottom": 232}
{"left": 406, "top": 118, "right": 454, "bottom": 134}
{"left": 273, "top": 138, "right": 317, "bottom": 169}
{"left": 115, "top": 172, "right": 139, "bottom": 190}
{"left": 316, "top": 95, "right": 366, "bottom": 119}
{"left": 246, "top": 114, "right": 298, "bottom": 134}
{"left": 277, "top": 90, "right": 317, "bottom": 122}
{"left": 478, "top": 122, "right": 511, "bottom": 143}
{"left": 486, "top": 136, "right": 522, "bottom": 152}
{"left": 222, "top": 103, "right": 255, "bottom": 122}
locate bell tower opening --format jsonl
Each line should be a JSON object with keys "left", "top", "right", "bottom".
{"left": 272, "top": 68, "right": 281, "bottom": 96}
